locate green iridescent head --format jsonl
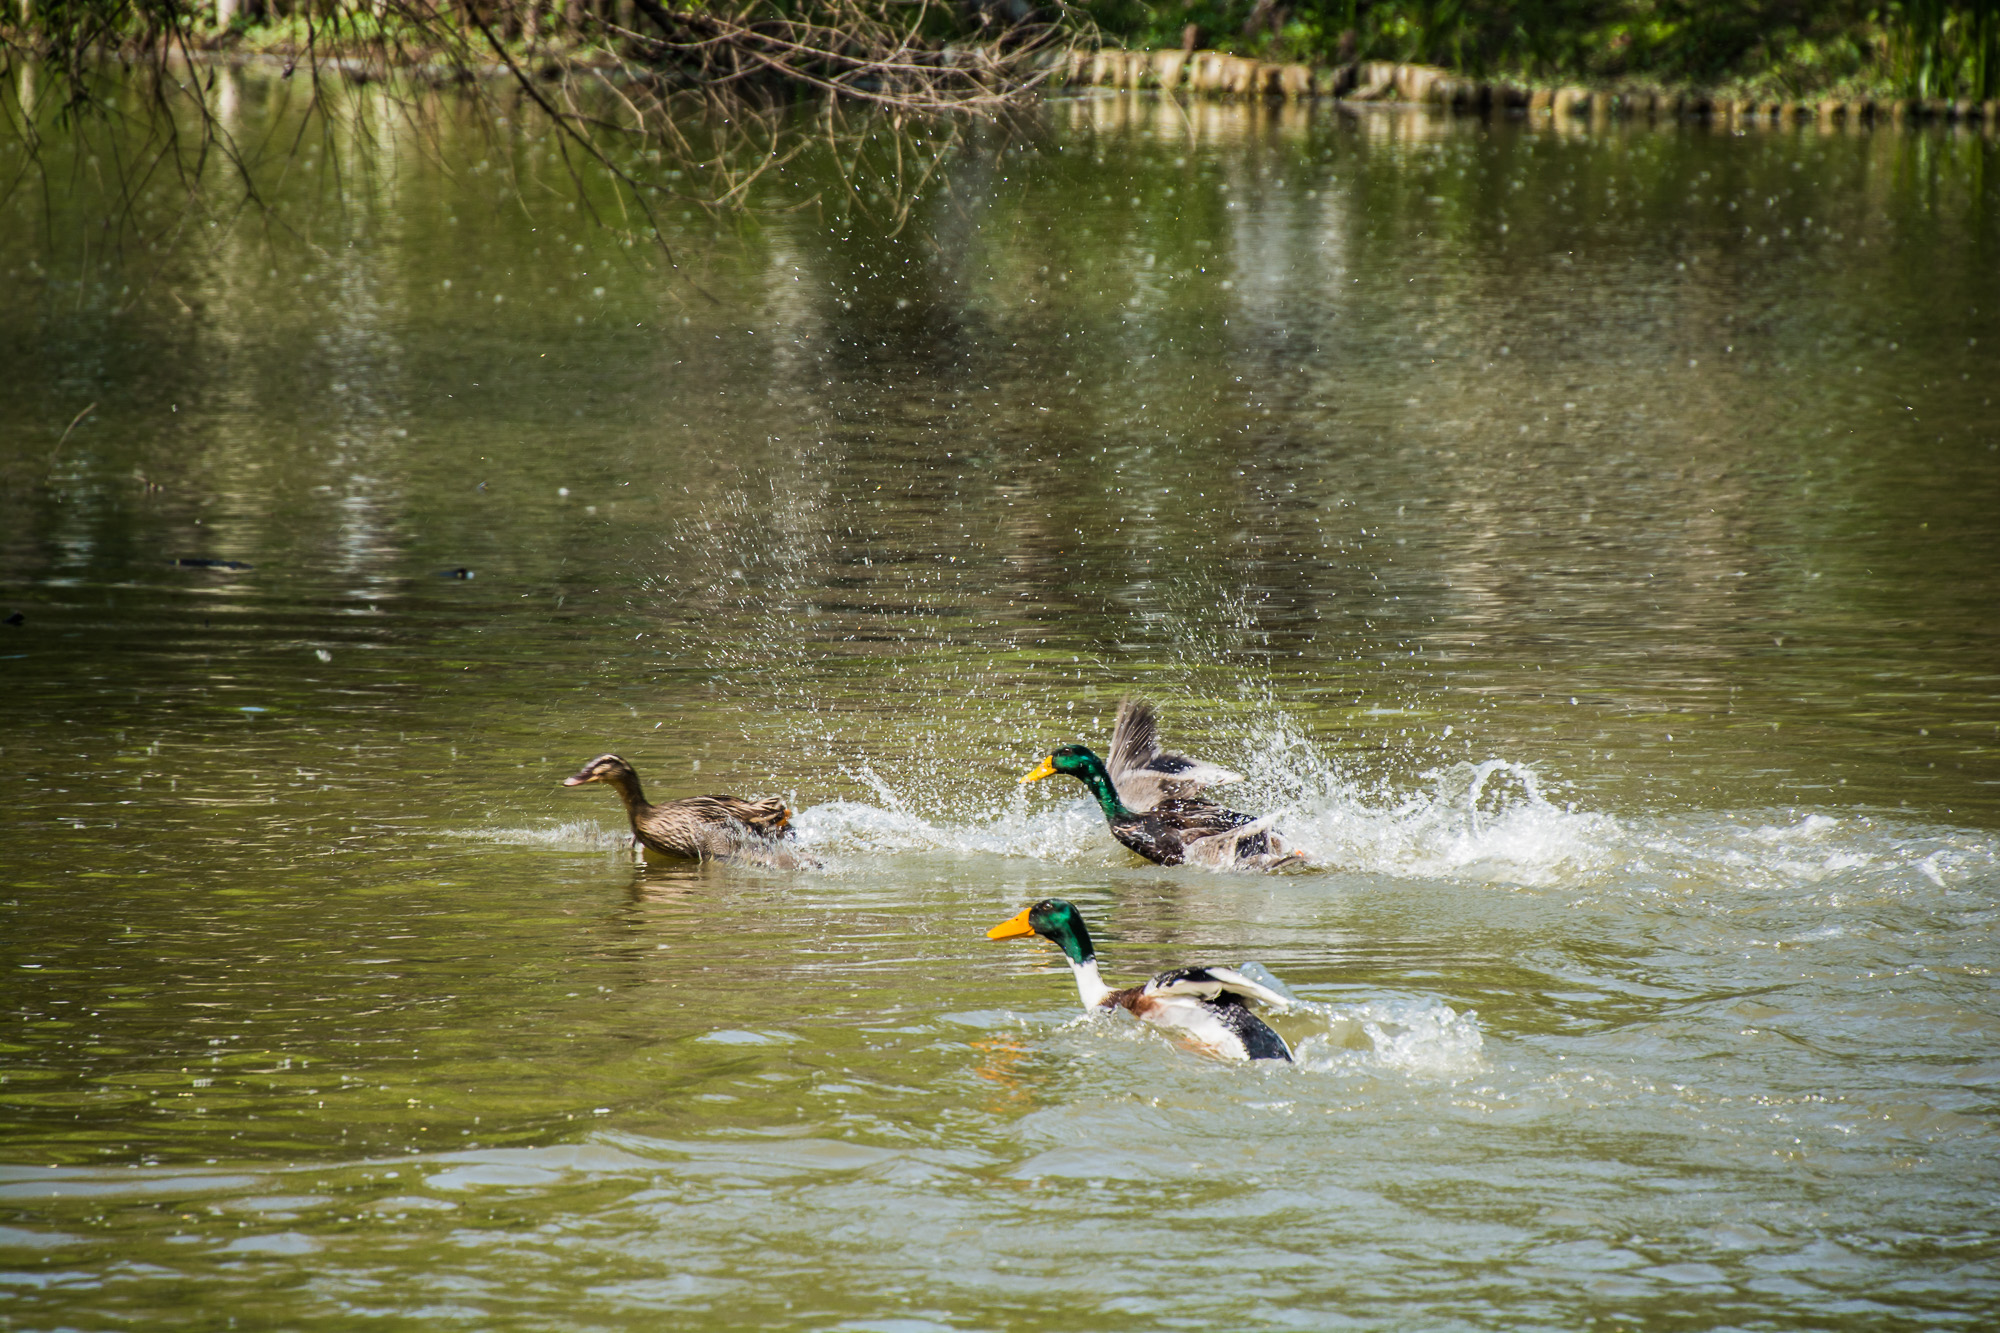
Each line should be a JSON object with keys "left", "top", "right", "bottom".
{"left": 1018, "top": 746, "right": 1129, "bottom": 822}
{"left": 985, "top": 897, "right": 1097, "bottom": 965}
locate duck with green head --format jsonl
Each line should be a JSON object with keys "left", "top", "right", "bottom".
{"left": 987, "top": 898, "right": 1293, "bottom": 1062}
{"left": 1020, "top": 743, "right": 1299, "bottom": 870}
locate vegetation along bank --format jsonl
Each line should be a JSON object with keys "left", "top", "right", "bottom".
{"left": 6, "top": 1, "right": 1999, "bottom": 109}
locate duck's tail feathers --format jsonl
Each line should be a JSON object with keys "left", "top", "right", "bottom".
{"left": 717, "top": 795, "right": 794, "bottom": 837}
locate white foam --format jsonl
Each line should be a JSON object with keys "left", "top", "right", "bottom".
{"left": 1269, "top": 759, "right": 1622, "bottom": 886}
{"left": 468, "top": 710, "right": 1997, "bottom": 902}
{"left": 1291, "top": 999, "right": 1486, "bottom": 1077}
{"left": 781, "top": 733, "right": 1630, "bottom": 882}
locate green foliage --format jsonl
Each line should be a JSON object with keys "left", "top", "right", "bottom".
{"left": 1079, "top": 0, "right": 2000, "bottom": 97}
{"left": 5, "top": 0, "right": 1998, "bottom": 97}
{"left": 1889, "top": 0, "right": 2000, "bottom": 98}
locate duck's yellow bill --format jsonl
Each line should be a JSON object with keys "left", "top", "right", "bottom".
{"left": 1018, "top": 756, "right": 1058, "bottom": 785}
{"left": 986, "top": 907, "right": 1036, "bottom": 940}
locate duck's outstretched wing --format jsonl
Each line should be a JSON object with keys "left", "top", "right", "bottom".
{"left": 1143, "top": 965, "right": 1295, "bottom": 1011}
{"left": 1130, "top": 966, "right": 1294, "bottom": 1061}
{"left": 1105, "top": 699, "right": 1243, "bottom": 813}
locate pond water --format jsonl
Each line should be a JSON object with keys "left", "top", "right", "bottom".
{"left": 3, "top": 73, "right": 1999, "bottom": 1328}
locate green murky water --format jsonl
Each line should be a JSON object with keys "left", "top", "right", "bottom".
{"left": 3, "top": 74, "right": 1999, "bottom": 1328}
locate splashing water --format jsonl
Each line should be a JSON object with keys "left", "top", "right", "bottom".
{"left": 459, "top": 819, "right": 637, "bottom": 852}
{"left": 1271, "top": 757, "right": 1621, "bottom": 886}
{"left": 1291, "top": 999, "right": 1487, "bottom": 1078}
{"left": 789, "top": 720, "right": 1624, "bottom": 884}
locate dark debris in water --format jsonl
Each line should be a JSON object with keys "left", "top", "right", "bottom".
{"left": 175, "top": 557, "right": 253, "bottom": 570}
{"left": 437, "top": 567, "right": 476, "bottom": 579}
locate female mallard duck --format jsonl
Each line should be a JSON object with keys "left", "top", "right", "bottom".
{"left": 1020, "top": 743, "right": 1300, "bottom": 870}
{"left": 987, "top": 898, "right": 1293, "bottom": 1062}
{"left": 1103, "top": 699, "right": 1244, "bottom": 812}
{"left": 563, "top": 754, "right": 815, "bottom": 867}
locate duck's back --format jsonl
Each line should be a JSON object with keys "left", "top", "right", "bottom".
{"left": 1112, "top": 798, "right": 1258, "bottom": 865}
{"left": 634, "top": 793, "right": 794, "bottom": 859}
{"left": 693, "top": 794, "right": 792, "bottom": 835}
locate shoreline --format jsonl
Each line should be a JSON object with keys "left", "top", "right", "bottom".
{"left": 55, "top": 41, "right": 2000, "bottom": 132}
{"left": 1054, "top": 50, "right": 2000, "bottom": 130}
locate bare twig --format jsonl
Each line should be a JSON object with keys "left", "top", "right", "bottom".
{"left": 49, "top": 402, "right": 97, "bottom": 464}
{"left": 0, "top": 0, "right": 1091, "bottom": 280}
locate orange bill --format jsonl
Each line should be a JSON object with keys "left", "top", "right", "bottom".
{"left": 986, "top": 907, "right": 1036, "bottom": 940}
{"left": 1018, "top": 756, "right": 1057, "bottom": 785}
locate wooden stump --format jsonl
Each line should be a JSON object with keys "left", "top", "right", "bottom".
{"left": 1552, "top": 87, "right": 1591, "bottom": 118}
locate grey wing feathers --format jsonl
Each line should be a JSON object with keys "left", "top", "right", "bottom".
{"left": 1105, "top": 699, "right": 1164, "bottom": 783}
{"left": 1143, "top": 965, "right": 1294, "bottom": 1010}
{"left": 1105, "top": 699, "right": 1245, "bottom": 813}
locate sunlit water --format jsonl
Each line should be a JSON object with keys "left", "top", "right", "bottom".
{"left": 3, "top": 74, "right": 1999, "bottom": 1328}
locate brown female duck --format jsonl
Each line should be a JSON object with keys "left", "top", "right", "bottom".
{"left": 563, "top": 753, "right": 814, "bottom": 866}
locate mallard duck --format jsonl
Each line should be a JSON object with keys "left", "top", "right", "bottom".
{"left": 563, "top": 754, "right": 815, "bottom": 867}
{"left": 1020, "top": 744, "right": 1300, "bottom": 870}
{"left": 987, "top": 898, "right": 1293, "bottom": 1062}
{"left": 1104, "top": 699, "right": 1243, "bottom": 812}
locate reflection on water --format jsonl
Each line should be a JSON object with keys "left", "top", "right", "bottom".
{"left": 2, "top": 74, "right": 1998, "bottom": 1327}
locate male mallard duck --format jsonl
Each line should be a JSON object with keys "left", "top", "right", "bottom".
{"left": 563, "top": 754, "right": 814, "bottom": 867}
{"left": 1020, "top": 744, "right": 1300, "bottom": 870}
{"left": 987, "top": 898, "right": 1293, "bottom": 1062}
{"left": 1103, "top": 699, "right": 1244, "bottom": 812}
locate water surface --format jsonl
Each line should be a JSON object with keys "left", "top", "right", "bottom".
{"left": 3, "top": 79, "right": 1999, "bottom": 1328}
